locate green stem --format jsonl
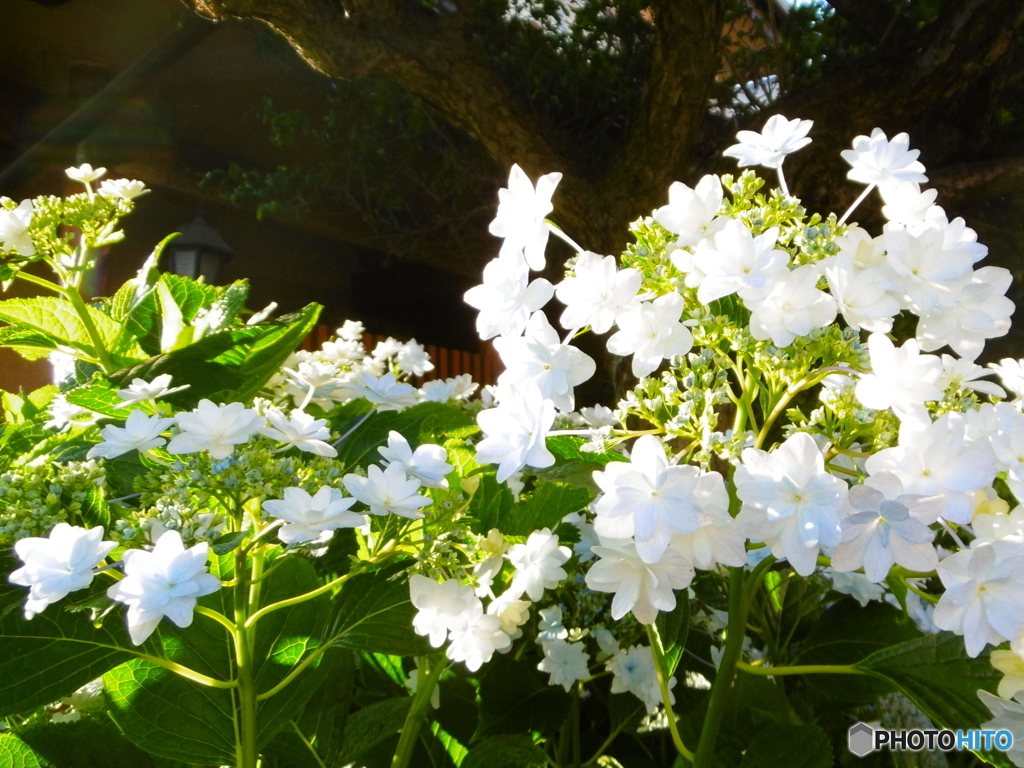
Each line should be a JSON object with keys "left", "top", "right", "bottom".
{"left": 693, "top": 567, "right": 749, "bottom": 768}
{"left": 646, "top": 623, "right": 695, "bottom": 762}
{"left": 245, "top": 568, "right": 356, "bottom": 628}
{"left": 391, "top": 655, "right": 446, "bottom": 768}
{"left": 195, "top": 606, "right": 239, "bottom": 637}
{"left": 256, "top": 644, "right": 328, "bottom": 701}
{"left": 291, "top": 720, "right": 327, "bottom": 768}
{"left": 735, "top": 660, "right": 869, "bottom": 677}
{"left": 14, "top": 271, "right": 64, "bottom": 294}
{"left": 234, "top": 551, "right": 258, "bottom": 768}
{"left": 64, "top": 285, "right": 117, "bottom": 373}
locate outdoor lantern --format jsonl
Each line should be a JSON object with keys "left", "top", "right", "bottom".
{"left": 164, "top": 211, "right": 234, "bottom": 283}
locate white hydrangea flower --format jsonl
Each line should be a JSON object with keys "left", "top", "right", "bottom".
{"left": 494, "top": 311, "right": 596, "bottom": 412}
{"left": 66, "top": 163, "right": 106, "bottom": 183}
{"left": 538, "top": 639, "right": 590, "bottom": 692}
{"left": 446, "top": 600, "right": 512, "bottom": 671}
{"left": 747, "top": 264, "right": 838, "bottom": 347}
{"left": 464, "top": 255, "right": 554, "bottom": 340}
{"left": 831, "top": 472, "right": 944, "bottom": 582}
{"left": 653, "top": 174, "right": 726, "bottom": 248}
{"left": 536, "top": 605, "right": 568, "bottom": 645}
{"left": 734, "top": 432, "right": 847, "bottom": 576}
{"left": 420, "top": 374, "right": 477, "bottom": 403}
{"left": 915, "top": 266, "right": 1014, "bottom": 362}
{"left": 396, "top": 340, "right": 434, "bottom": 376}
{"left": 939, "top": 355, "right": 1006, "bottom": 398}
{"left": 668, "top": 472, "right": 747, "bottom": 569}
{"left": 694, "top": 220, "right": 789, "bottom": 305}
{"left": 841, "top": 128, "right": 927, "bottom": 187}
{"left": 115, "top": 374, "right": 189, "bottom": 408}
{"left": 339, "top": 372, "right": 420, "bottom": 412}
{"left": 978, "top": 690, "right": 1024, "bottom": 767}
{"left": 343, "top": 464, "right": 432, "bottom": 519}
{"left": 882, "top": 226, "right": 973, "bottom": 313}
{"left": 98, "top": 178, "right": 148, "bottom": 200}
{"left": 168, "top": 400, "right": 265, "bottom": 460}
{"left": 475, "top": 385, "right": 556, "bottom": 482}
{"left": 262, "top": 485, "right": 364, "bottom": 544}
{"left": 409, "top": 575, "right": 478, "bottom": 647}
{"left": 723, "top": 115, "right": 813, "bottom": 170}
{"left": 855, "top": 333, "right": 943, "bottom": 419}
{"left": 487, "top": 593, "right": 531, "bottom": 639}
{"left": 260, "top": 409, "right": 337, "bottom": 457}
{"left": 608, "top": 644, "right": 674, "bottom": 714}
{"left": 880, "top": 182, "right": 939, "bottom": 226}
{"left": 554, "top": 251, "right": 642, "bottom": 334}
{"left": 606, "top": 293, "right": 693, "bottom": 378}
{"left": 489, "top": 163, "right": 562, "bottom": 271}
{"left": 592, "top": 435, "right": 703, "bottom": 563}
{"left": 506, "top": 528, "right": 571, "bottom": 601}
{"left": 866, "top": 412, "right": 997, "bottom": 524}
{"left": 992, "top": 646, "right": 1024, "bottom": 700}
{"left": 10, "top": 524, "right": 117, "bottom": 619}
{"left": 107, "top": 530, "right": 221, "bottom": 645}
{"left": 0, "top": 199, "right": 36, "bottom": 256}
{"left": 934, "top": 537, "right": 1024, "bottom": 657}
{"left": 828, "top": 571, "right": 886, "bottom": 607}
{"left": 337, "top": 320, "right": 365, "bottom": 341}
{"left": 823, "top": 253, "right": 900, "bottom": 333}
{"left": 87, "top": 410, "right": 175, "bottom": 460}
{"left": 44, "top": 393, "right": 95, "bottom": 431}
{"left": 974, "top": 505, "right": 1024, "bottom": 541}
{"left": 378, "top": 431, "right": 452, "bottom": 489}
{"left": 990, "top": 358, "right": 1024, "bottom": 401}
{"left": 585, "top": 537, "right": 694, "bottom": 624}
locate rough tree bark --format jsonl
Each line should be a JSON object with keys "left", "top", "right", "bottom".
{"left": 180, "top": 0, "right": 1024, "bottom": 258}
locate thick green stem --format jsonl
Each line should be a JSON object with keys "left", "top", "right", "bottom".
{"left": 391, "top": 655, "right": 446, "bottom": 768}
{"left": 693, "top": 567, "right": 749, "bottom": 768}
{"left": 64, "top": 285, "right": 117, "bottom": 373}
{"left": 234, "top": 551, "right": 258, "bottom": 768}
{"left": 647, "top": 623, "right": 695, "bottom": 762}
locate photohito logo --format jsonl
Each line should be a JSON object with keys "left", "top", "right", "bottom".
{"left": 848, "top": 722, "right": 1013, "bottom": 756}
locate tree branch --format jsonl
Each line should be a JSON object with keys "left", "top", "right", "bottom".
{"left": 824, "top": 0, "right": 912, "bottom": 45}
{"left": 603, "top": 0, "right": 726, "bottom": 243}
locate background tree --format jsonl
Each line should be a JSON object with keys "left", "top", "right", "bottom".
{"left": 186, "top": 0, "right": 1024, "bottom": 334}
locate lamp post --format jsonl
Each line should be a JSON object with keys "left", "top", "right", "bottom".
{"left": 164, "top": 211, "right": 234, "bottom": 283}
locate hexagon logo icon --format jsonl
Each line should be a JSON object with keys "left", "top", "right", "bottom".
{"left": 848, "top": 722, "right": 874, "bottom": 757}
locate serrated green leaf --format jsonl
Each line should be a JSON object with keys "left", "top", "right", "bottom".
{"left": 65, "top": 380, "right": 129, "bottom": 417}
{"left": 0, "top": 297, "right": 121, "bottom": 358}
{"left": 335, "top": 696, "right": 410, "bottom": 765}
{"left": 474, "top": 656, "right": 570, "bottom": 739}
{"left": 16, "top": 716, "right": 158, "bottom": 768}
{"left": 501, "top": 482, "right": 591, "bottom": 537}
{"left": 736, "top": 724, "right": 832, "bottom": 768}
{"left": 0, "top": 733, "right": 49, "bottom": 768}
{"left": 467, "top": 473, "right": 515, "bottom": 535}
{"left": 324, "top": 563, "right": 429, "bottom": 657}
{"left": 855, "top": 632, "right": 1001, "bottom": 730}
{"left": 461, "top": 734, "right": 547, "bottom": 768}
{"left": 156, "top": 279, "right": 189, "bottom": 353}
{"left": 109, "top": 303, "right": 321, "bottom": 408}
{"left": 546, "top": 436, "right": 627, "bottom": 465}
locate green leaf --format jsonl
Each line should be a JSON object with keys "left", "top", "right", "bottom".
{"left": 324, "top": 563, "right": 430, "bottom": 657}
{"left": 103, "top": 621, "right": 237, "bottom": 764}
{"left": 110, "top": 303, "right": 321, "bottom": 408}
{"left": 736, "top": 724, "right": 833, "bottom": 768}
{"left": 546, "top": 436, "right": 627, "bottom": 465}
{"left": 502, "top": 482, "right": 591, "bottom": 537}
{"left": 253, "top": 557, "right": 333, "bottom": 749}
{"left": 0, "top": 581, "right": 143, "bottom": 716}
{"left": 16, "top": 717, "right": 158, "bottom": 768}
{"left": 797, "top": 599, "right": 920, "bottom": 703}
{"left": 656, "top": 593, "right": 689, "bottom": 676}
{"left": 854, "top": 632, "right": 1001, "bottom": 731}
{"left": 0, "top": 297, "right": 121, "bottom": 357}
{"left": 0, "top": 733, "right": 49, "bottom": 768}
{"left": 65, "top": 379, "right": 128, "bottom": 418}
{"left": 467, "top": 473, "right": 515, "bottom": 535}
{"left": 211, "top": 530, "right": 247, "bottom": 555}
{"left": 334, "top": 402, "right": 471, "bottom": 470}
{"left": 156, "top": 279, "right": 189, "bottom": 353}
{"left": 474, "top": 656, "right": 571, "bottom": 739}
{"left": 461, "top": 735, "right": 547, "bottom": 768}
{"left": 160, "top": 273, "right": 220, "bottom": 324}
{"left": 335, "top": 696, "right": 410, "bottom": 766}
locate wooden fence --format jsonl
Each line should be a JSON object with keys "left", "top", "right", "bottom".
{"left": 301, "top": 325, "right": 502, "bottom": 385}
